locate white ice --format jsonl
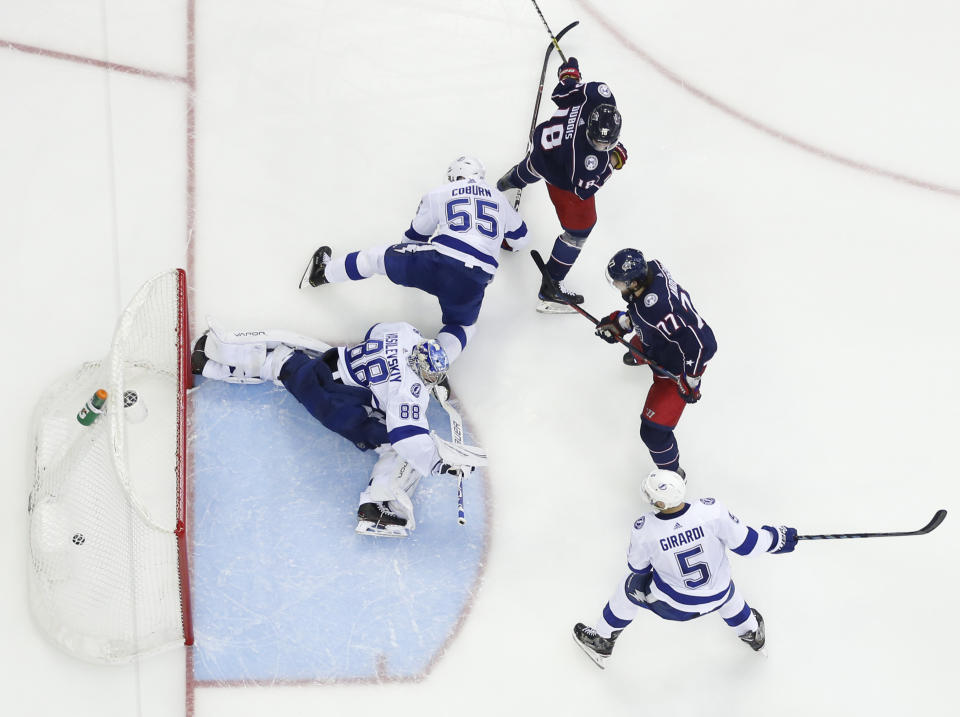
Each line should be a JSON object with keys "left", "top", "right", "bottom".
{"left": 2, "top": 0, "right": 958, "bottom": 715}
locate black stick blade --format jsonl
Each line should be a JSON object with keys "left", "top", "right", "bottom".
{"left": 921, "top": 509, "right": 948, "bottom": 534}
{"left": 797, "top": 509, "right": 948, "bottom": 541}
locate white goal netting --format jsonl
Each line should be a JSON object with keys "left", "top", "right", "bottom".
{"left": 27, "top": 268, "right": 192, "bottom": 663}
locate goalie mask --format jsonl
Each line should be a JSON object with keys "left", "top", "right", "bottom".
{"left": 411, "top": 339, "right": 449, "bottom": 385}
{"left": 642, "top": 469, "right": 686, "bottom": 510}
{"left": 446, "top": 155, "right": 486, "bottom": 183}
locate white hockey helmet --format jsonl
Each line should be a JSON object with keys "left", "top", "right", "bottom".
{"left": 446, "top": 155, "right": 486, "bottom": 183}
{"left": 642, "top": 469, "right": 687, "bottom": 510}
{"left": 411, "top": 339, "right": 450, "bottom": 385}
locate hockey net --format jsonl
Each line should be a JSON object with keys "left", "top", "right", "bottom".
{"left": 27, "top": 268, "right": 193, "bottom": 663}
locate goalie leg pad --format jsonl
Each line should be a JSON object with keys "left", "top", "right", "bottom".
{"left": 358, "top": 447, "right": 419, "bottom": 530}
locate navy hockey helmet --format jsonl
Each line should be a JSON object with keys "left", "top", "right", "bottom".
{"left": 411, "top": 339, "right": 450, "bottom": 385}
{"left": 606, "top": 248, "right": 648, "bottom": 290}
{"left": 446, "top": 155, "right": 486, "bottom": 183}
{"left": 586, "top": 104, "right": 622, "bottom": 151}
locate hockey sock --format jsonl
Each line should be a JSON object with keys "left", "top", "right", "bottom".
{"left": 639, "top": 421, "right": 680, "bottom": 471}
{"left": 437, "top": 323, "right": 476, "bottom": 364}
{"left": 719, "top": 593, "right": 758, "bottom": 634}
{"left": 593, "top": 577, "right": 642, "bottom": 638}
{"left": 324, "top": 246, "right": 388, "bottom": 283}
{"left": 545, "top": 231, "right": 587, "bottom": 282}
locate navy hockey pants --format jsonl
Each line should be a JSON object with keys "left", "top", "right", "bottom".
{"left": 278, "top": 351, "right": 388, "bottom": 451}
{"left": 383, "top": 244, "right": 491, "bottom": 326}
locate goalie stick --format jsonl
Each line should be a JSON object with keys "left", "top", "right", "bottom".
{"left": 513, "top": 19, "right": 579, "bottom": 210}
{"left": 529, "top": 250, "right": 681, "bottom": 386}
{"left": 432, "top": 384, "right": 480, "bottom": 526}
{"left": 797, "top": 509, "right": 947, "bottom": 541}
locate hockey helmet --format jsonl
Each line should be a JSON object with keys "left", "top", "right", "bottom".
{"left": 642, "top": 469, "right": 687, "bottom": 510}
{"left": 412, "top": 339, "right": 450, "bottom": 385}
{"left": 606, "top": 248, "right": 648, "bottom": 290}
{"left": 446, "top": 155, "right": 486, "bottom": 183}
{"left": 586, "top": 104, "right": 622, "bottom": 151}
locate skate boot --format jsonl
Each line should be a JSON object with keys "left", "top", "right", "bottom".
{"left": 191, "top": 333, "right": 209, "bottom": 375}
{"left": 738, "top": 608, "right": 766, "bottom": 652}
{"left": 572, "top": 623, "right": 622, "bottom": 669}
{"left": 537, "top": 277, "right": 584, "bottom": 314}
{"left": 299, "top": 246, "right": 332, "bottom": 288}
{"left": 356, "top": 502, "right": 409, "bottom": 538}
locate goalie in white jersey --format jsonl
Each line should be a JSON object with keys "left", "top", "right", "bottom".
{"left": 573, "top": 469, "right": 798, "bottom": 668}
{"left": 192, "top": 320, "right": 479, "bottom": 537}
{"left": 300, "top": 156, "right": 528, "bottom": 364}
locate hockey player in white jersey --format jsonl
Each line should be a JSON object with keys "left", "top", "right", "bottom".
{"left": 192, "top": 321, "right": 481, "bottom": 537}
{"left": 573, "top": 470, "right": 797, "bottom": 668}
{"left": 300, "top": 156, "right": 528, "bottom": 364}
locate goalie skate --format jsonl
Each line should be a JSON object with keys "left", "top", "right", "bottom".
{"left": 355, "top": 502, "right": 409, "bottom": 538}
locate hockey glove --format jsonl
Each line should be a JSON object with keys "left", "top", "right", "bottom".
{"left": 677, "top": 373, "right": 702, "bottom": 404}
{"left": 610, "top": 142, "right": 628, "bottom": 170}
{"left": 433, "top": 460, "right": 475, "bottom": 480}
{"left": 596, "top": 311, "right": 630, "bottom": 344}
{"left": 765, "top": 525, "right": 798, "bottom": 554}
{"left": 558, "top": 57, "right": 581, "bottom": 83}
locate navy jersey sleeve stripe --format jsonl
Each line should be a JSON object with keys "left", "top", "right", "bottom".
{"left": 731, "top": 527, "right": 759, "bottom": 555}
{"left": 388, "top": 425, "right": 429, "bottom": 443}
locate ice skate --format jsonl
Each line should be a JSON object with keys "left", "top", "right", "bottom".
{"left": 537, "top": 277, "right": 584, "bottom": 314}
{"left": 738, "top": 608, "right": 766, "bottom": 652}
{"left": 355, "top": 502, "right": 409, "bottom": 538}
{"left": 191, "top": 333, "right": 210, "bottom": 375}
{"left": 572, "top": 623, "right": 622, "bottom": 669}
{"left": 299, "top": 246, "right": 332, "bottom": 288}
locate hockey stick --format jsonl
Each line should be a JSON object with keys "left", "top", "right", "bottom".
{"left": 513, "top": 20, "right": 579, "bottom": 210}
{"left": 528, "top": 0, "right": 569, "bottom": 61}
{"left": 529, "top": 250, "right": 679, "bottom": 383}
{"left": 797, "top": 509, "right": 947, "bottom": 541}
{"left": 433, "top": 384, "right": 468, "bottom": 525}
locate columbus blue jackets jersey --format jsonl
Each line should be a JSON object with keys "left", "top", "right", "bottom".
{"left": 511, "top": 80, "right": 620, "bottom": 199}
{"left": 626, "top": 260, "right": 716, "bottom": 378}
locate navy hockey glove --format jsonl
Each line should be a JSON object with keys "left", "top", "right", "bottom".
{"left": 610, "top": 142, "right": 628, "bottom": 170}
{"left": 677, "top": 373, "right": 702, "bottom": 404}
{"left": 558, "top": 57, "right": 581, "bottom": 83}
{"left": 433, "top": 460, "right": 475, "bottom": 480}
{"left": 596, "top": 311, "right": 629, "bottom": 344}
{"left": 765, "top": 525, "right": 798, "bottom": 554}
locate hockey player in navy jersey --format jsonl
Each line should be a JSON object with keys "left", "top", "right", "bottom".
{"left": 191, "top": 321, "right": 477, "bottom": 537}
{"left": 573, "top": 469, "right": 797, "bottom": 668}
{"left": 300, "top": 156, "right": 528, "bottom": 364}
{"left": 595, "top": 248, "right": 717, "bottom": 475}
{"left": 496, "top": 57, "right": 627, "bottom": 313}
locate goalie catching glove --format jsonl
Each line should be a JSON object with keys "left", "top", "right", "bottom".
{"left": 595, "top": 311, "right": 632, "bottom": 344}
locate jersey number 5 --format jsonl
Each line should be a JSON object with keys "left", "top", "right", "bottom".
{"left": 675, "top": 545, "right": 711, "bottom": 589}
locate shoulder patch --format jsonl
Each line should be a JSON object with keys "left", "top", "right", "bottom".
{"left": 633, "top": 516, "right": 646, "bottom": 530}
{"left": 643, "top": 293, "right": 658, "bottom": 308}
{"left": 584, "top": 155, "right": 599, "bottom": 171}
{"left": 728, "top": 511, "right": 741, "bottom": 524}
{"left": 598, "top": 83, "right": 612, "bottom": 98}
{"left": 699, "top": 498, "right": 715, "bottom": 505}
{"left": 410, "top": 383, "right": 422, "bottom": 398}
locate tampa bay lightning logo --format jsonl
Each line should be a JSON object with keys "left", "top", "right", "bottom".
{"left": 634, "top": 516, "right": 646, "bottom": 529}
{"left": 700, "top": 497, "right": 715, "bottom": 505}
{"left": 410, "top": 383, "right": 422, "bottom": 398}
{"left": 584, "top": 155, "right": 599, "bottom": 171}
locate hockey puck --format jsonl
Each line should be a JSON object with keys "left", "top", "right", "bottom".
{"left": 72, "top": 533, "right": 85, "bottom": 546}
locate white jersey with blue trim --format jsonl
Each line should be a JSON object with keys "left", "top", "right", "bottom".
{"left": 404, "top": 178, "right": 528, "bottom": 275}
{"left": 626, "top": 498, "right": 780, "bottom": 615}
{"left": 335, "top": 322, "right": 440, "bottom": 478}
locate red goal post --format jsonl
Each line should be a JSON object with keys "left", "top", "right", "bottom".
{"left": 28, "top": 268, "right": 193, "bottom": 663}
